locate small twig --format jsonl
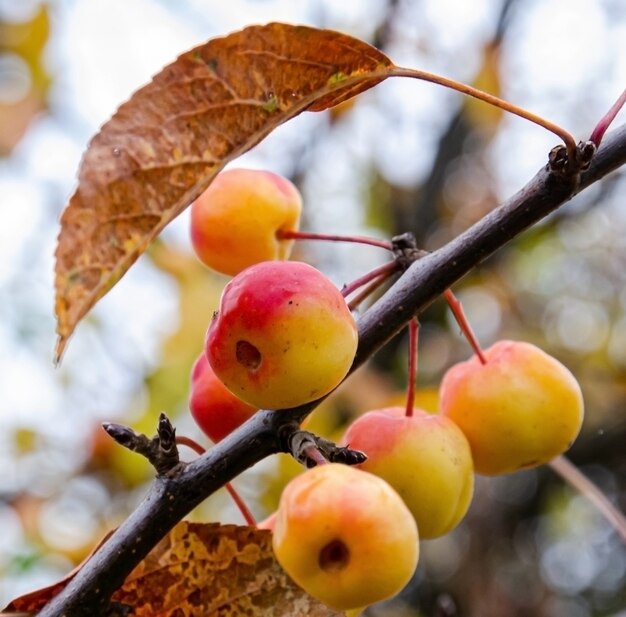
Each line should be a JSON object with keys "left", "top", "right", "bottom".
{"left": 284, "top": 429, "right": 367, "bottom": 468}
{"left": 391, "top": 232, "right": 428, "bottom": 270}
{"left": 549, "top": 455, "right": 626, "bottom": 545}
{"left": 102, "top": 413, "right": 182, "bottom": 477}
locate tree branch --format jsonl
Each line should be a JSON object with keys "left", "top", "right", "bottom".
{"left": 38, "top": 124, "right": 626, "bottom": 616}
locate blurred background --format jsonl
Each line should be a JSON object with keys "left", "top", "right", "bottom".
{"left": 1, "top": 0, "right": 626, "bottom": 614}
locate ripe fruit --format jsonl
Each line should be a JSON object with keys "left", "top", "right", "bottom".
{"left": 272, "top": 463, "right": 419, "bottom": 610}
{"left": 188, "top": 353, "right": 257, "bottom": 442}
{"left": 439, "top": 340, "right": 584, "bottom": 475}
{"left": 190, "top": 168, "right": 302, "bottom": 276}
{"left": 206, "top": 261, "right": 358, "bottom": 410}
{"left": 343, "top": 407, "right": 474, "bottom": 539}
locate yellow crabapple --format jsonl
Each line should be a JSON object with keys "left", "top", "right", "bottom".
{"left": 343, "top": 406, "right": 474, "bottom": 538}
{"left": 440, "top": 340, "right": 584, "bottom": 475}
{"left": 190, "top": 168, "right": 302, "bottom": 276}
{"left": 272, "top": 463, "right": 419, "bottom": 610}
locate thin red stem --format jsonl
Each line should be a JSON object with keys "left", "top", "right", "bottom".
{"left": 389, "top": 66, "right": 578, "bottom": 164}
{"left": 277, "top": 229, "right": 392, "bottom": 251}
{"left": 223, "top": 484, "right": 257, "bottom": 527}
{"left": 342, "top": 261, "right": 400, "bottom": 298}
{"left": 549, "top": 455, "right": 626, "bottom": 545}
{"left": 589, "top": 88, "right": 626, "bottom": 147}
{"left": 347, "top": 272, "right": 392, "bottom": 311}
{"left": 405, "top": 318, "right": 419, "bottom": 417}
{"left": 175, "top": 434, "right": 206, "bottom": 455}
{"left": 443, "top": 289, "right": 487, "bottom": 365}
{"left": 176, "top": 435, "right": 257, "bottom": 526}
{"left": 303, "top": 446, "right": 329, "bottom": 466}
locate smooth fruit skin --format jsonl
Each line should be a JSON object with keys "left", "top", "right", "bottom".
{"left": 440, "top": 340, "right": 584, "bottom": 476}
{"left": 190, "top": 168, "right": 302, "bottom": 276}
{"left": 343, "top": 407, "right": 474, "bottom": 539}
{"left": 189, "top": 353, "right": 257, "bottom": 442}
{"left": 273, "top": 463, "right": 419, "bottom": 611}
{"left": 206, "top": 261, "right": 358, "bottom": 410}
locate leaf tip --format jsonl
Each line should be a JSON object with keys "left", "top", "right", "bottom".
{"left": 53, "top": 334, "right": 68, "bottom": 366}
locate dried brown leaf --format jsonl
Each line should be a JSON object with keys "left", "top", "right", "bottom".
{"left": 112, "top": 522, "right": 343, "bottom": 616}
{"left": 3, "top": 523, "right": 343, "bottom": 617}
{"left": 54, "top": 22, "right": 392, "bottom": 360}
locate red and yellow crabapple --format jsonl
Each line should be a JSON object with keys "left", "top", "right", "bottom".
{"left": 190, "top": 168, "right": 302, "bottom": 276}
{"left": 272, "top": 463, "right": 419, "bottom": 611}
{"left": 440, "top": 340, "right": 584, "bottom": 475}
{"left": 188, "top": 352, "right": 257, "bottom": 443}
{"left": 343, "top": 406, "right": 474, "bottom": 538}
{"left": 206, "top": 261, "right": 358, "bottom": 410}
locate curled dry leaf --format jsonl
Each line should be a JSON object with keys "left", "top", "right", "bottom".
{"left": 113, "top": 522, "right": 343, "bottom": 616}
{"left": 54, "top": 22, "right": 393, "bottom": 360}
{"left": 4, "top": 522, "right": 343, "bottom": 617}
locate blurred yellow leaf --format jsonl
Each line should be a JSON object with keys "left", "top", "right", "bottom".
{"left": 463, "top": 41, "right": 503, "bottom": 138}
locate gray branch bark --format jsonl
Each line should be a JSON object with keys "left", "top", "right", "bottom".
{"left": 37, "top": 124, "right": 626, "bottom": 616}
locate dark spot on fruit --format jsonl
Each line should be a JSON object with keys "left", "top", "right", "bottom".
{"left": 236, "top": 340, "right": 262, "bottom": 371}
{"left": 319, "top": 539, "right": 350, "bottom": 572}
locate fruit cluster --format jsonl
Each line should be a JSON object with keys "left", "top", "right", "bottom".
{"left": 186, "top": 167, "right": 585, "bottom": 611}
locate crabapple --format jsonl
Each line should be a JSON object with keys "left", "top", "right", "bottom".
{"left": 439, "top": 340, "right": 584, "bottom": 475}
{"left": 206, "top": 261, "right": 358, "bottom": 410}
{"left": 343, "top": 407, "right": 474, "bottom": 538}
{"left": 188, "top": 352, "right": 257, "bottom": 443}
{"left": 272, "top": 463, "right": 419, "bottom": 610}
{"left": 190, "top": 168, "right": 302, "bottom": 276}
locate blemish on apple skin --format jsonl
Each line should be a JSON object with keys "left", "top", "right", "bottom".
{"left": 236, "top": 340, "right": 262, "bottom": 371}
{"left": 319, "top": 538, "right": 350, "bottom": 572}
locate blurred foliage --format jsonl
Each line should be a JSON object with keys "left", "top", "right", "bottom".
{"left": 1, "top": 0, "right": 626, "bottom": 615}
{"left": 0, "top": 2, "right": 50, "bottom": 154}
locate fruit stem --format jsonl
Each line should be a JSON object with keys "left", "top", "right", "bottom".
{"left": 549, "top": 455, "right": 626, "bottom": 545}
{"left": 347, "top": 271, "right": 394, "bottom": 311}
{"left": 342, "top": 261, "right": 400, "bottom": 298}
{"left": 405, "top": 318, "right": 419, "bottom": 417}
{"left": 303, "top": 445, "right": 329, "bottom": 466}
{"left": 443, "top": 289, "right": 487, "bottom": 365}
{"left": 389, "top": 66, "right": 578, "bottom": 165}
{"left": 175, "top": 435, "right": 257, "bottom": 526}
{"left": 277, "top": 229, "right": 393, "bottom": 251}
{"left": 589, "top": 87, "right": 626, "bottom": 147}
